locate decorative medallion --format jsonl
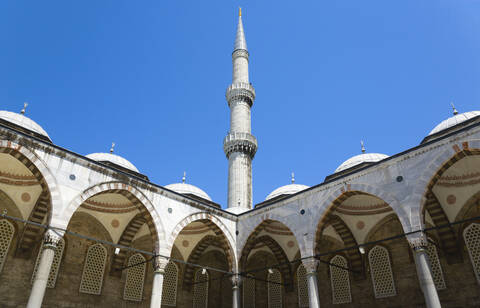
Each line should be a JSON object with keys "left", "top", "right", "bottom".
{"left": 182, "top": 240, "right": 189, "bottom": 247}
{"left": 111, "top": 219, "right": 120, "bottom": 228}
{"left": 446, "top": 194, "right": 456, "bottom": 205}
{"left": 287, "top": 240, "right": 295, "bottom": 248}
{"left": 356, "top": 221, "right": 365, "bottom": 230}
{"left": 21, "top": 192, "right": 31, "bottom": 202}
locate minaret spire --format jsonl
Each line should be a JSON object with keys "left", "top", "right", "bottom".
{"left": 224, "top": 9, "right": 257, "bottom": 213}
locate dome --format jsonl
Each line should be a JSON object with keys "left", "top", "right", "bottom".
{"left": 164, "top": 183, "right": 212, "bottom": 201}
{"left": 0, "top": 110, "right": 51, "bottom": 140}
{"left": 428, "top": 111, "right": 480, "bottom": 136}
{"left": 266, "top": 184, "right": 310, "bottom": 200}
{"left": 86, "top": 152, "right": 140, "bottom": 173}
{"left": 335, "top": 153, "right": 389, "bottom": 173}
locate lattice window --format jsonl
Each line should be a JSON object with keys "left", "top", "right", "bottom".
{"left": 268, "top": 269, "right": 282, "bottom": 308}
{"left": 243, "top": 274, "right": 255, "bottom": 308}
{"left": 0, "top": 219, "right": 14, "bottom": 274}
{"left": 162, "top": 262, "right": 178, "bottom": 306}
{"left": 426, "top": 240, "right": 446, "bottom": 290}
{"left": 79, "top": 243, "right": 107, "bottom": 295}
{"left": 297, "top": 265, "right": 308, "bottom": 307}
{"left": 464, "top": 223, "right": 480, "bottom": 283}
{"left": 31, "top": 238, "right": 65, "bottom": 288}
{"left": 123, "top": 253, "right": 146, "bottom": 302}
{"left": 368, "top": 245, "right": 396, "bottom": 298}
{"left": 193, "top": 269, "right": 208, "bottom": 308}
{"left": 330, "top": 255, "right": 352, "bottom": 304}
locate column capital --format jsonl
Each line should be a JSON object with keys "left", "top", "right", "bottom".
{"left": 152, "top": 255, "right": 168, "bottom": 274}
{"left": 407, "top": 232, "right": 428, "bottom": 252}
{"left": 43, "top": 229, "right": 62, "bottom": 249}
{"left": 302, "top": 258, "right": 319, "bottom": 274}
{"left": 231, "top": 274, "right": 242, "bottom": 288}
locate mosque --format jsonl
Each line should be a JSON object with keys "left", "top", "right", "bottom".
{"left": 1, "top": 9, "right": 480, "bottom": 308}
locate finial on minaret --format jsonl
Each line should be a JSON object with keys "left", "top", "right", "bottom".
{"left": 110, "top": 142, "right": 115, "bottom": 153}
{"left": 451, "top": 102, "right": 459, "bottom": 115}
{"left": 291, "top": 172, "right": 295, "bottom": 184}
{"left": 182, "top": 171, "right": 186, "bottom": 184}
{"left": 361, "top": 140, "right": 366, "bottom": 153}
{"left": 20, "top": 102, "right": 28, "bottom": 115}
{"left": 234, "top": 7, "right": 247, "bottom": 51}
{"left": 239, "top": 7, "right": 242, "bottom": 17}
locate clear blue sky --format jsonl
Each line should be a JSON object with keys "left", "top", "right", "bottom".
{"left": 1, "top": 1, "right": 479, "bottom": 207}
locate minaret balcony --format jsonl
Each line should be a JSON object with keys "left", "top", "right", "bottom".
{"left": 226, "top": 82, "right": 256, "bottom": 107}
{"left": 223, "top": 132, "right": 258, "bottom": 158}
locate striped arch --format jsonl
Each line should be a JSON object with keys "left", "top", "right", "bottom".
{"left": 59, "top": 182, "right": 165, "bottom": 253}
{"left": 240, "top": 234, "right": 294, "bottom": 291}
{"left": 318, "top": 215, "right": 364, "bottom": 280}
{"left": 183, "top": 235, "right": 225, "bottom": 290}
{"left": 309, "top": 184, "right": 407, "bottom": 258}
{"left": 167, "top": 212, "right": 236, "bottom": 271}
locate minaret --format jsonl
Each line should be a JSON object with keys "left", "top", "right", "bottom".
{"left": 224, "top": 8, "right": 257, "bottom": 213}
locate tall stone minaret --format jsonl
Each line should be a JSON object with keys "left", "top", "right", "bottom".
{"left": 224, "top": 8, "right": 257, "bottom": 214}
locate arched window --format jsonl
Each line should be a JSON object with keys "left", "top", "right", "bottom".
{"left": 464, "top": 223, "right": 480, "bottom": 283}
{"left": 330, "top": 255, "right": 352, "bottom": 304}
{"left": 426, "top": 240, "right": 446, "bottom": 290}
{"left": 243, "top": 274, "right": 255, "bottom": 308}
{"left": 162, "top": 262, "right": 178, "bottom": 306}
{"left": 79, "top": 243, "right": 107, "bottom": 295}
{"left": 193, "top": 269, "right": 208, "bottom": 308}
{"left": 296, "top": 264, "right": 308, "bottom": 307}
{"left": 0, "top": 219, "right": 14, "bottom": 274}
{"left": 123, "top": 253, "right": 146, "bottom": 301}
{"left": 31, "top": 237, "right": 65, "bottom": 288}
{"left": 268, "top": 268, "right": 282, "bottom": 308}
{"left": 368, "top": 245, "right": 396, "bottom": 298}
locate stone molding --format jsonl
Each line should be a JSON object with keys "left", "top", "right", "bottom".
{"left": 152, "top": 255, "right": 169, "bottom": 274}
{"left": 302, "top": 258, "right": 319, "bottom": 274}
{"left": 231, "top": 274, "right": 242, "bottom": 288}
{"left": 407, "top": 233, "right": 429, "bottom": 251}
{"left": 43, "top": 229, "right": 63, "bottom": 249}
{"left": 232, "top": 49, "right": 249, "bottom": 60}
{"left": 226, "top": 82, "right": 256, "bottom": 107}
{"left": 223, "top": 132, "right": 258, "bottom": 159}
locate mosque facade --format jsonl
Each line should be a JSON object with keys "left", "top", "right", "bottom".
{"left": 1, "top": 10, "right": 480, "bottom": 308}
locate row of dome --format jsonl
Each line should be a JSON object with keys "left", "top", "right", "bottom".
{"left": 0, "top": 108, "right": 479, "bottom": 202}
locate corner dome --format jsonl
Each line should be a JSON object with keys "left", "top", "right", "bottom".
{"left": 428, "top": 111, "right": 480, "bottom": 136}
{"left": 86, "top": 152, "right": 140, "bottom": 173}
{"left": 0, "top": 110, "right": 51, "bottom": 141}
{"left": 266, "top": 184, "right": 310, "bottom": 201}
{"left": 164, "top": 183, "right": 212, "bottom": 201}
{"left": 335, "top": 153, "right": 389, "bottom": 173}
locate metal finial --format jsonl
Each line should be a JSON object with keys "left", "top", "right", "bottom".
{"left": 451, "top": 102, "right": 459, "bottom": 115}
{"left": 291, "top": 172, "right": 295, "bottom": 184}
{"left": 361, "top": 140, "right": 366, "bottom": 153}
{"left": 20, "top": 102, "right": 28, "bottom": 115}
{"left": 239, "top": 7, "right": 242, "bottom": 17}
{"left": 110, "top": 142, "right": 115, "bottom": 154}
{"left": 182, "top": 171, "right": 186, "bottom": 184}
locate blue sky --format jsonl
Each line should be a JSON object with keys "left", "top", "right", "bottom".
{"left": 1, "top": 1, "right": 479, "bottom": 207}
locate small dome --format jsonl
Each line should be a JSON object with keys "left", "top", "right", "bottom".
{"left": 266, "top": 184, "right": 310, "bottom": 200}
{"left": 86, "top": 152, "right": 140, "bottom": 173}
{"left": 0, "top": 110, "right": 51, "bottom": 140}
{"left": 428, "top": 111, "right": 480, "bottom": 136}
{"left": 164, "top": 183, "right": 212, "bottom": 201}
{"left": 335, "top": 153, "right": 389, "bottom": 173}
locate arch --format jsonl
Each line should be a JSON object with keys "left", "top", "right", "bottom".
{"left": 60, "top": 182, "right": 166, "bottom": 253}
{"left": 167, "top": 212, "right": 236, "bottom": 269}
{"left": 310, "top": 185, "right": 409, "bottom": 258}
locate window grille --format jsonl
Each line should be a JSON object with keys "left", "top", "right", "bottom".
{"left": 79, "top": 243, "right": 107, "bottom": 295}
{"left": 0, "top": 219, "right": 14, "bottom": 274}
{"left": 464, "top": 223, "right": 480, "bottom": 283}
{"left": 297, "top": 265, "right": 308, "bottom": 307}
{"left": 31, "top": 238, "right": 65, "bottom": 288}
{"left": 162, "top": 262, "right": 178, "bottom": 306}
{"left": 368, "top": 245, "right": 396, "bottom": 298}
{"left": 193, "top": 269, "right": 208, "bottom": 308}
{"left": 426, "top": 240, "right": 446, "bottom": 290}
{"left": 243, "top": 274, "right": 255, "bottom": 308}
{"left": 268, "top": 268, "right": 282, "bottom": 308}
{"left": 330, "top": 255, "right": 352, "bottom": 304}
{"left": 123, "top": 253, "right": 146, "bottom": 302}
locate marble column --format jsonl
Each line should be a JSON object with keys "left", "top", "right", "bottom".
{"left": 408, "top": 234, "right": 442, "bottom": 308}
{"left": 150, "top": 255, "right": 168, "bottom": 308}
{"left": 27, "top": 230, "right": 62, "bottom": 308}
{"left": 303, "top": 259, "right": 321, "bottom": 308}
{"left": 232, "top": 274, "right": 242, "bottom": 308}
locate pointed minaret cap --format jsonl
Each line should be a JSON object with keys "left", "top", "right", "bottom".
{"left": 234, "top": 7, "right": 248, "bottom": 51}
